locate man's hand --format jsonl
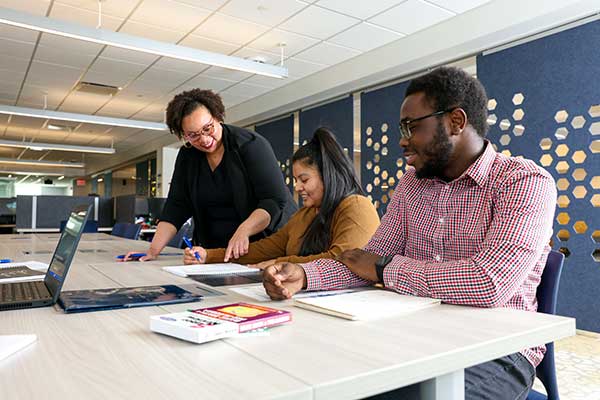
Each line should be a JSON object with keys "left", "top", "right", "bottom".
{"left": 183, "top": 246, "right": 207, "bottom": 265}
{"left": 263, "top": 262, "right": 307, "bottom": 300}
{"left": 336, "top": 248, "right": 380, "bottom": 282}
{"left": 224, "top": 226, "right": 250, "bottom": 262}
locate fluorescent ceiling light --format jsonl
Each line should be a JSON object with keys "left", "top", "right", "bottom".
{"left": 0, "top": 158, "right": 84, "bottom": 168}
{"left": 0, "top": 7, "right": 288, "bottom": 79}
{"left": 0, "top": 139, "right": 115, "bottom": 154}
{"left": 0, "top": 104, "right": 166, "bottom": 132}
{"left": 58, "top": 175, "right": 64, "bottom": 180}
{"left": 0, "top": 170, "right": 70, "bottom": 177}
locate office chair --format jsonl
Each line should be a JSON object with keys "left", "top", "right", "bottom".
{"left": 166, "top": 218, "right": 194, "bottom": 249}
{"left": 527, "top": 250, "right": 565, "bottom": 400}
{"left": 111, "top": 222, "right": 142, "bottom": 240}
{"left": 60, "top": 219, "right": 98, "bottom": 233}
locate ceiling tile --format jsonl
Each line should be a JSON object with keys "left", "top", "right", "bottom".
{"left": 26, "top": 61, "right": 83, "bottom": 87}
{"left": 315, "top": 0, "right": 406, "bottom": 19}
{"left": 49, "top": 3, "right": 124, "bottom": 31}
{"left": 0, "top": 55, "right": 30, "bottom": 74}
{"left": 152, "top": 58, "right": 208, "bottom": 75}
{"left": 294, "top": 42, "right": 360, "bottom": 65}
{"left": 180, "top": 75, "right": 238, "bottom": 92}
{"left": 220, "top": 92, "right": 252, "bottom": 108}
{"left": 135, "top": 67, "right": 196, "bottom": 90}
{"left": 54, "top": 0, "right": 139, "bottom": 19}
{"left": 220, "top": 82, "right": 272, "bottom": 98}
{"left": 170, "top": 0, "right": 229, "bottom": 10}
{"left": 19, "top": 84, "right": 70, "bottom": 109}
{"left": 129, "top": 0, "right": 211, "bottom": 32}
{"left": 220, "top": 0, "right": 306, "bottom": 26}
{"left": 178, "top": 35, "right": 240, "bottom": 55}
{"left": 119, "top": 20, "right": 187, "bottom": 43}
{"left": 283, "top": 57, "right": 327, "bottom": 78}
{"left": 244, "top": 74, "right": 293, "bottom": 89}
{"left": 97, "top": 98, "right": 145, "bottom": 118}
{"left": 191, "top": 13, "right": 270, "bottom": 45}
{"left": 248, "top": 29, "right": 319, "bottom": 57}
{"left": 0, "top": 25, "right": 39, "bottom": 44}
{"left": 100, "top": 47, "right": 160, "bottom": 66}
{"left": 0, "top": 38, "right": 35, "bottom": 59}
{"left": 60, "top": 91, "right": 111, "bottom": 114}
{"left": 426, "top": 0, "right": 493, "bottom": 13}
{"left": 368, "top": 0, "right": 454, "bottom": 35}
{"left": 278, "top": 6, "right": 359, "bottom": 40}
{"left": 202, "top": 66, "right": 252, "bottom": 82}
{"left": 85, "top": 57, "right": 148, "bottom": 86}
{"left": 328, "top": 22, "right": 404, "bottom": 52}
{"left": 35, "top": 34, "right": 102, "bottom": 69}
{"left": 231, "top": 47, "right": 282, "bottom": 66}
{"left": 1, "top": 0, "right": 51, "bottom": 16}
{"left": 6, "top": 115, "right": 45, "bottom": 130}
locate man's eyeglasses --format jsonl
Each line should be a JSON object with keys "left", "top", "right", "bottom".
{"left": 399, "top": 107, "right": 458, "bottom": 140}
{"left": 183, "top": 119, "right": 215, "bottom": 141}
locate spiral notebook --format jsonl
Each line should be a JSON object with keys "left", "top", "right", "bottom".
{"left": 162, "top": 263, "right": 260, "bottom": 277}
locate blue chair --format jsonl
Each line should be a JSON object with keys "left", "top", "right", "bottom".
{"left": 166, "top": 218, "right": 194, "bottom": 249}
{"left": 60, "top": 219, "right": 98, "bottom": 233}
{"left": 111, "top": 222, "right": 142, "bottom": 240}
{"left": 527, "top": 250, "right": 565, "bottom": 400}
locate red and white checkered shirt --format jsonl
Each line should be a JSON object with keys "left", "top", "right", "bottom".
{"left": 302, "top": 142, "right": 557, "bottom": 367}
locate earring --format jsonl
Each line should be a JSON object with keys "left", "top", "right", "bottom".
{"left": 183, "top": 141, "right": 192, "bottom": 148}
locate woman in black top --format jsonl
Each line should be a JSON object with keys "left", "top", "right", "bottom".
{"left": 124, "top": 89, "right": 296, "bottom": 261}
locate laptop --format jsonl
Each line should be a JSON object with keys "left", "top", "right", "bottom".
{"left": 0, "top": 204, "right": 91, "bottom": 312}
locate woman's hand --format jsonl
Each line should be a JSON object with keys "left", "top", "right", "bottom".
{"left": 224, "top": 226, "right": 250, "bottom": 262}
{"left": 248, "top": 259, "right": 278, "bottom": 270}
{"left": 183, "top": 246, "right": 207, "bottom": 265}
{"left": 121, "top": 250, "right": 158, "bottom": 262}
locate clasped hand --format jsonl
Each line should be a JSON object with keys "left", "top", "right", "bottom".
{"left": 183, "top": 246, "right": 207, "bottom": 264}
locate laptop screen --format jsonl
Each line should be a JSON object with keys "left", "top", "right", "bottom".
{"left": 44, "top": 204, "right": 91, "bottom": 301}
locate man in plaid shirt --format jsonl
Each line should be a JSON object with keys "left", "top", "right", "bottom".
{"left": 263, "top": 67, "right": 557, "bottom": 399}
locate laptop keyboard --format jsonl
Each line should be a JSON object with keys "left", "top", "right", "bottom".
{"left": 0, "top": 281, "right": 51, "bottom": 302}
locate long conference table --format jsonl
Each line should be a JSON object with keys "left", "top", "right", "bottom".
{"left": 0, "top": 233, "right": 575, "bottom": 400}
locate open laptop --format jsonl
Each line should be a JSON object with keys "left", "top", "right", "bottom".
{"left": 0, "top": 204, "right": 91, "bottom": 312}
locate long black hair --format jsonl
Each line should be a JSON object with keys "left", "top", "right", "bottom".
{"left": 293, "top": 127, "right": 363, "bottom": 256}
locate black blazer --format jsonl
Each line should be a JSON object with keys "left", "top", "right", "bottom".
{"left": 161, "top": 124, "right": 297, "bottom": 246}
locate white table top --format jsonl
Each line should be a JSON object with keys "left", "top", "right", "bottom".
{"left": 0, "top": 233, "right": 576, "bottom": 400}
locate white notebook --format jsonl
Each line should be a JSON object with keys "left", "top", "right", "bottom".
{"left": 162, "top": 263, "right": 259, "bottom": 277}
{"left": 0, "top": 261, "right": 48, "bottom": 283}
{"left": 0, "top": 335, "right": 37, "bottom": 361}
{"left": 294, "top": 290, "right": 441, "bottom": 321}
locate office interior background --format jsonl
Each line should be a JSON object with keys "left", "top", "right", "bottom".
{"left": 0, "top": 0, "right": 598, "bottom": 398}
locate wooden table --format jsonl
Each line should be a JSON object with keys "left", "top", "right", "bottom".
{"left": 0, "top": 233, "right": 576, "bottom": 400}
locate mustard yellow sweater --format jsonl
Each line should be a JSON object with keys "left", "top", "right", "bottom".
{"left": 205, "top": 194, "right": 380, "bottom": 264}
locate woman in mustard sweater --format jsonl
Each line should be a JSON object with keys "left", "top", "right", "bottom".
{"left": 183, "top": 127, "right": 380, "bottom": 268}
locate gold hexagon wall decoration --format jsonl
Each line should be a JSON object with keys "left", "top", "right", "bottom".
{"left": 571, "top": 115, "right": 586, "bottom": 129}
{"left": 554, "top": 127, "right": 569, "bottom": 140}
{"left": 381, "top": 123, "right": 388, "bottom": 133}
{"left": 487, "top": 114, "right": 497, "bottom": 126}
{"left": 373, "top": 165, "right": 380, "bottom": 175}
{"left": 590, "top": 140, "right": 600, "bottom": 153}
{"left": 366, "top": 138, "right": 373, "bottom": 147}
{"left": 513, "top": 125, "right": 525, "bottom": 136}
{"left": 555, "top": 161, "right": 570, "bottom": 174}
{"left": 556, "top": 178, "right": 570, "bottom": 191}
{"left": 591, "top": 194, "right": 600, "bottom": 208}
{"left": 555, "top": 144, "right": 569, "bottom": 157}
{"left": 572, "top": 185, "right": 587, "bottom": 199}
{"left": 571, "top": 150, "right": 587, "bottom": 164}
{"left": 589, "top": 122, "right": 600, "bottom": 135}
{"left": 539, "top": 138, "right": 552, "bottom": 151}
{"left": 513, "top": 109, "right": 525, "bottom": 121}
{"left": 396, "top": 159, "right": 403, "bottom": 168}
{"left": 381, "top": 135, "right": 389, "bottom": 144}
{"left": 557, "top": 195, "right": 570, "bottom": 208}
{"left": 501, "top": 149, "right": 512, "bottom": 157}
{"left": 556, "top": 229, "right": 570, "bottom": 241}
{"left": 512, "top": 93, "right": 525, "bottom": 105}
{"left": 556, "top": 212, "right": 570, "bottom": 225}
{"left": 499, "top": 119, "right": 511, "bottom": 131}
{"left": 488, "top": 99, "right": 497, "bottom": 110}
{"left": 588, "top": 104, "right": 600, "bottom": 118}
{"left": 572, "top": 168, "right": 587, "bottom": 181}
{"left": 539, "top": 154, "right": 553, "bottom": 167}
{"left": 573, "top": 220, "right": 588, "bottom": 234}
{"left": 366, "top": 126, "right": 373, "bottom": 136}
{"left": 500, "top": 134, "right": 511, "bottom": 146}
{"left": 590, "top": 176, "right": 600, "bottom": 189}
{"left": 592, "top": 230, "right": 600, "bottom": 243}
{"left": 554, "top": 110, "right": 568, "bottom": 123}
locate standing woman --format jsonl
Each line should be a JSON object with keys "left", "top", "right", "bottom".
{"left": 124, "top": 89, "right": 296, "bottom": 261}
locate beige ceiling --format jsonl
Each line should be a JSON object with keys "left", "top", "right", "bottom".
{"left": 0, "top": 0, "right": 494, "bottom": 176}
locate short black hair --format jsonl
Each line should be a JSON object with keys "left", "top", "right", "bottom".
{"left": 165, "top": 89, "right": 225, "bottom": 139}
{"left": 405, "top": 66, "right": 489, "bottom": 137}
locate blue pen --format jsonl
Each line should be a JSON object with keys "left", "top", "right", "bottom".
{"left": 0, "top": 259, "right": 12, "bottom": 263}
{"left": 182, "top": 235, "right": 201, "bottom": 262}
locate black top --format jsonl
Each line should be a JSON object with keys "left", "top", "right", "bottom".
{"left": 160, "top": 124, "right": 297, "bottom": 247}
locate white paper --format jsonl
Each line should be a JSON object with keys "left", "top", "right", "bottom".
{"left": 0, "top": 261, "right": 48, "bottom": 283}
{"left": 229, "top": 284, "right": 365, "bottom": 302}
{"left": 162, "top": 263, "right": 259, "bottom": 277}
{"left": 0, "top": 335, "right": 37, "bottom": 361}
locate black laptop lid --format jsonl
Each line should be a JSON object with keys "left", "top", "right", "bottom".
{"left": 44, "top": 204, "right": 91, "bottom": 302}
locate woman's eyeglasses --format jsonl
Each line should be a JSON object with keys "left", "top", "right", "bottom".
{"left": 183, "top": 119, "right": 215, "bottom": 141}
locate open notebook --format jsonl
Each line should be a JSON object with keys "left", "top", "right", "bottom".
{"left": 162, "top": 263, "right": 258, "bottom": 277}
{"left": 294, "top": 289, "right": 441, "bottom": 321}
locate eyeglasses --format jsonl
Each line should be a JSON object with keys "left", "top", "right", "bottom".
{"left": 399, "top": 107, "right": 458, "bottom": 140}
{"left": 183, "top": 119, "right": 215, "bottom": 141}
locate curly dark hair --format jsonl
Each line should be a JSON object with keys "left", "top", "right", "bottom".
{"left": 165, "top": 89, "right": 225, "bottom": 139}
{"left": 405, "top": 66, "right": 489, "bottom": 137}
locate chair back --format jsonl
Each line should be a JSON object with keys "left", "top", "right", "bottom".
{"left": 528, "top": 250, "right": 565, "bottom": 400}
{"left": 60, "top": 219, "right": 98, "bottom": 233}
{"left": 111, "top": 222, "right": 142, "bottom": 240}
{"left": 167, "top": 218, "right": 194, "bottom": 249}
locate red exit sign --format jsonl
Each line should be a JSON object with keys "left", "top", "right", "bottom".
{"left": 76, "top": 179, "right": 86, "bottom": 186}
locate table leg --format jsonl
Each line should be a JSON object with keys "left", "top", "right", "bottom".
{"left": 421, "top": 369, "right": 464, "bottom": 400}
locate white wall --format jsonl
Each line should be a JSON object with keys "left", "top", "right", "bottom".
{"left": 16, "top": 184, "right": 72, "bottom": 196}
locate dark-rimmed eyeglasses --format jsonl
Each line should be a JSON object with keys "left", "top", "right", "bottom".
{"left": 183, "top": 119, "right": 215, "bottom": 142}
{"left": 399, "top": 107, "right": 458, "bottom": 140}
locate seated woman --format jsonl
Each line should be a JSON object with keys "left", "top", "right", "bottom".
{"left": 184, "top": 127, "right": 380, "bottom": 268}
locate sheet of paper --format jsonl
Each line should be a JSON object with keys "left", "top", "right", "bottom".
{"left": 162, "top": 263, "right": 259, "bottom": 277}
{"left": 0, "top": 261, "right": 49, "bottom": 283}
{"left": 0, "top": 335, "right": 37, "bottom": 361}
{"left": 228, "top": 284, "right": 365, "bottom": 302}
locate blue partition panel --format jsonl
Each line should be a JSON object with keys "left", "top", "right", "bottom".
{"left": 477, "top": 20, "right": 600, "bottom": 332}
{"left": 255, "top": 115, "right": 294, "bottom": 191}
{"left": 299, "top": 95, "right": 354, "bottom": 161}
{"left": 360, "top": 80, "right": 410, "bottom": 216}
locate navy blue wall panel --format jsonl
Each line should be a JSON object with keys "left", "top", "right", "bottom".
{"left": 360, "top": 80, "right": 410, "bottom": 217}
{"left": 255, "top": 115, "right": 294, "bottom": 191}
{"left": 477, "top": 20, "right": 600, "bottom": 332}
{"left": 299, "top": 96, "right": 354, "bottom": 161}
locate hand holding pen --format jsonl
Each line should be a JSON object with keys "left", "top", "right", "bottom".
{"left": 182, "top": 235, "right": 206, "bottom": 264}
